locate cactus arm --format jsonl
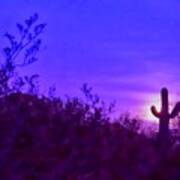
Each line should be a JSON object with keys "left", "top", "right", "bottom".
{"left": 151, "top": 106, "right": 161, "bottom": 118}
{"left": 170, "top": 102, "right": 180, "bottom": 118}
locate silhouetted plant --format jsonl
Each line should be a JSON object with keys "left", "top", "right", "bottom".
{"left": 48, "top": 84, "right": 57, "bottom": 100}
{"left": 81, "top": 83, "right": 115, "bottom": 123}
{"left": 151, "top": 88, "right": 180, "bottom": 147}
{"left": 0, "top": 13, "right": 46, "bottom": 96}
{"left": 118, "top": 113, "right": 142, "bottom": 134}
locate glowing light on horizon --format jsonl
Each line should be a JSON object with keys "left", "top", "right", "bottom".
{"left": 142, "top": 93, "right": 161, "bottom": 123}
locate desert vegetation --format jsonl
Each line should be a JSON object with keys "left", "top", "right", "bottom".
{"left": 0, "top": 14, "right": 180, "bottom": 179}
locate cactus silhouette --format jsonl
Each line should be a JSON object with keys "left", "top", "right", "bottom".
{"left": 151, "top": 88, "right": 180, "bottom": 145}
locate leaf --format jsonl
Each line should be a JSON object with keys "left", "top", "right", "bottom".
{"left": 35, "top": 39, "right": 42, "bottom": 46}
{"left": 32, "top": 13, "right": 39, "bottom": 23}
{"left": 24, "top": 47, "right": 31, "bottom": 58}
{"left": 30, "top": 74, "right": 39, "bottom": 81}
{"left": 28, "top": 74, "right": 39, "bottom": 88}
{"left": 28, "top": 33, "right": 33, "bottom": 41}
{"left": 25, "top": 13, "right": 39, "bottom": 27}
{"left": 24, "top": 75, "right": 29, "bottom": 82}
{"left": 4, "top": 33, "right": 17, "bottom": 49}
{"left": 34, "top": 23, "right": 46, "bottom": 35}
{"left": 25, "top": 19, "right": 32, "bottom": 27}
{"left": 16, "top": 23, "right": 24, "bottom": 34}
{"left": 4, "top": 33, "right": 15, "bottom": 45}
{"left": 4, "top": 33, "right": 15, "bottom": 41}
{"left": 3, "top": 47, "right": 11, "bottom": 57}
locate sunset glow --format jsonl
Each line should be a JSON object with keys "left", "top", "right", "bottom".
{"left": 143, "top": 94, "right": 161, "bottom": 123}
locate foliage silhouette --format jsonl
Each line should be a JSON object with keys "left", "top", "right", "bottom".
{"left": 0, "top": 13, "right": 46, "bottom": 96}
{"left": 0, "top": 91, "right": 180, "bottom": 179}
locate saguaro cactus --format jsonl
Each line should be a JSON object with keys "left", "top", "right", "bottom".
{"left": 151, "top": 88, "right": 180, "bottom": 145}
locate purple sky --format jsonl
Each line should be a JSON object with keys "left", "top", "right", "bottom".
{"left": 0, "top": 0, "right": 180, "bottom": 120}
